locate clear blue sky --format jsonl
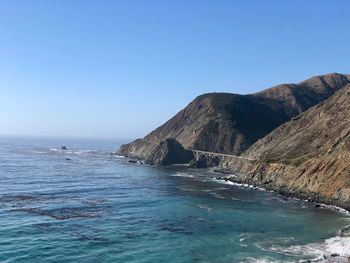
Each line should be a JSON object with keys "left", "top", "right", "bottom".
{"left": 1, "top": 0, "right": 349, "bottom": 139}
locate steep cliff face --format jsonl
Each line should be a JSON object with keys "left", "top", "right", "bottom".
{"left": 118, "top": 73, "right": 350, "bottom": 160}
{"left": 145, "top": 138, "right": 194, "bottom": 165}
{"left": 245, "top": 82, "right": 350, "bottom": 164}
{"left": 118, "top": 93, "right": 289, "bottom": 158}
{"left": 220, "top": 84, "right": 350, "bottom": 209}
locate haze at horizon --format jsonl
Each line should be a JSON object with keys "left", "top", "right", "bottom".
{"left": 1, "top": 0, "right": 349, "bottom": 139}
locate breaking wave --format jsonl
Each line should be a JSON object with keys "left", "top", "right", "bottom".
{"left": 274, "top": 234, "right": 350, "bottom": 262}
{"left": 247, "top": 226, "right": 350, "bottom": 263}
{"left": 49, "top": 148, "right": 97, "bottom": 155}
{"left": 171, "top": 172, "right": 194, "bottom": 178}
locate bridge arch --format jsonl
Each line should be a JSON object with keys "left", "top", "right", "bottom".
{"left": 188, "top": 149, "right": 256, "bottom": 164}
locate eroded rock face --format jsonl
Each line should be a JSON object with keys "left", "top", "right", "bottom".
{"left": 117, "top": 73, "right": 350, "bottom": 209}
{"left": 118, "top": 73, "right": 350, "bottom": 160}
{"left": 189, "top": 155, "right": 220, "bottom": 168}
{"left": 145, "top": 138, "right": 194, "bottom": 166}
{"left": 221, "top": 84, "right": 350, "bottom": 209}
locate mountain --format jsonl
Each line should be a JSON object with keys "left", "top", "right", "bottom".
{"left": 220, "top": 84, "right": 350, "bottom": 209}
{"left": 118, "top": 73, "right": 350, "bottom": 160}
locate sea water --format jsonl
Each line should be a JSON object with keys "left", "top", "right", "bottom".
{"left": 0, "top": 136, "right": 349, "bottom": 263}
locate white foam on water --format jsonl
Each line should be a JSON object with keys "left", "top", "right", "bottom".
{"left": 198, "top": 204, "right": 213, "bottom": 211}
{"left": 244, "top": 257, "right": 283, "bottom": 263}
{"left": 49, "top": 148, "right": 74, "bottom": 154}
{"left": 49, "top": 148, "right": 98, "bottom": 156}
{"left": 240, "top": 223, "right": 350, "bottom": 263}
{"left": 202, "top": 189, "right": 214, "bottom": 192}
{"left": 26, "top": 150, "right": 47, "bottom": 154}
{"left": 314, "top": 203, "right": 350, "bottom": 215}
{"left": 266, "top": 231, "right": 350, "bottom": 262}
{"left": 172, "top": 172, "right": 194, "bottom": 178}
{"left": 49, "top": 148, "right": 60, "bottom": 151}
{"left": 212, "top": 177, "right": 349, "bottom": 215}
{"left": 212, "top": 178, "right": 266, "bottom": 191}
{"left": 209, "top": 192, "right": 226, "bottom": 199}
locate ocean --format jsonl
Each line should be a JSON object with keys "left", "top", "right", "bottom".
{"left": 0, "top": 136, "right": 349, "bottom": 263}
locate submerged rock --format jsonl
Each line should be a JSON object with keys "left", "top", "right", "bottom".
{"left": 146, "top": 138, "right": 194, "bottom": 165}
{"left": 15, "top": 207, "right": 100, "bottom": 220}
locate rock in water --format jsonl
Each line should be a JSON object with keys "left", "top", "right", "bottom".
{"left": 61, "top": 146, "right": 68, "bottom": 150}
{"left": 146, "top": 138, "right": 194, "bottom": 165}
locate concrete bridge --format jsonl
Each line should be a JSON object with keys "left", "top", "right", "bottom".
{"left": 187, "top": 149, "right": 256, "bottom": 163}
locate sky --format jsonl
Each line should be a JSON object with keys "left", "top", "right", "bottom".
{"left": 1, "top": 0, "right": 349, "bottom": 139}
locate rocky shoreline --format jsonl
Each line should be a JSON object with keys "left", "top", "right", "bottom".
{"left": 120, "top": 150, "right": 350, "bottom": 214}
{"left": 117, "top": 73, "right": 350, "bottom": 262}
{"left": 211, "top": 170, "right": 350, "bottom": 262}
{"left": 120, "top": 149, "right": 350, "bottom": 212}
{"left": 213, "top": 160, "right": 350, "bottom": 211}
{"left": 212, "top": 172, "right": 349, "bottom": 214}
{"left": 121, "top": 157, "right": 350, "bottom": 263}
{"left": 304, "top": 256, "right": 350, "bottom": 263}
{"left": 118, "top": 73, "right": 350, "bottom": 214}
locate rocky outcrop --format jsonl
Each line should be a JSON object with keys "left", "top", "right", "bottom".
{"left": 118, "top": 73, "right": 350, "bottom": 160}
{"left": 220, "top": 84, "right": 350, "bottom": 209}
{"left": 145, "top": 138, "right": 194, "bottom": 165}
{"left": 117, "top": 72, "right": 350, "bottom": 209}
{"left": 189, "top": 155, "right": 220, "bottom": 168}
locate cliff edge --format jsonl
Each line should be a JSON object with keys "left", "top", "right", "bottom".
{"left": 220, "top": 84, "right": 350, "bottom": 209}
{"left": 118, "top": 73, "right": 350, "bottom": 160}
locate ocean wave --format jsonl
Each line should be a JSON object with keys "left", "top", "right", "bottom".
{"left": 212, "top": 178, "right": 349, "bottom": 215}
{"left": 241, "top": 226, "right": 350, "bottom": 263}
{"left": 198, "top": 204, "right": 213, "bottom": 211}
{"left": 244, "top": 258, "right": 282, "bottom": 263}
{"left": 212, "top": 178, "right": 266, "bottom": 191}
{"left": 312, "top": 203, "right": 350, "bottom": 215}
{"left": 49, "top": 148, "right": 98, "bottom": 155}
{"left": 171, "top": 172, "right": 194, "bottom": 178}
{"left": 25, "top": 149, "right": 47, "bottom": 154}
{"left": 209, "top": 192, "right": 226, "bottom": 199}
{"left": 267, "top": 228, "right": 350, "bottom": 262}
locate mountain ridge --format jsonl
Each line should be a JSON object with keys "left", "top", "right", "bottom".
{"left": 118, "top": 73, "right": 350, "bottom": 159}
{"left": 220, "top": 83, "right": 350, "bottom": 209}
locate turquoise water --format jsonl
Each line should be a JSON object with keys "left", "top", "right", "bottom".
{"left": 0, "top": 137, "right": 350, "bottom": 263}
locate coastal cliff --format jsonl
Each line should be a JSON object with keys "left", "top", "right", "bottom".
{"left": 220, "top": 84, "right": 350, "bottom": 209}
{"left": 118, "top": 73, "right": 350, "bottom": 161}
{"left": 118, "top": 72, "right": 350, "bottom": 209}
{"left": 145, "top": 138, "right": 194, "bottom": 165}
